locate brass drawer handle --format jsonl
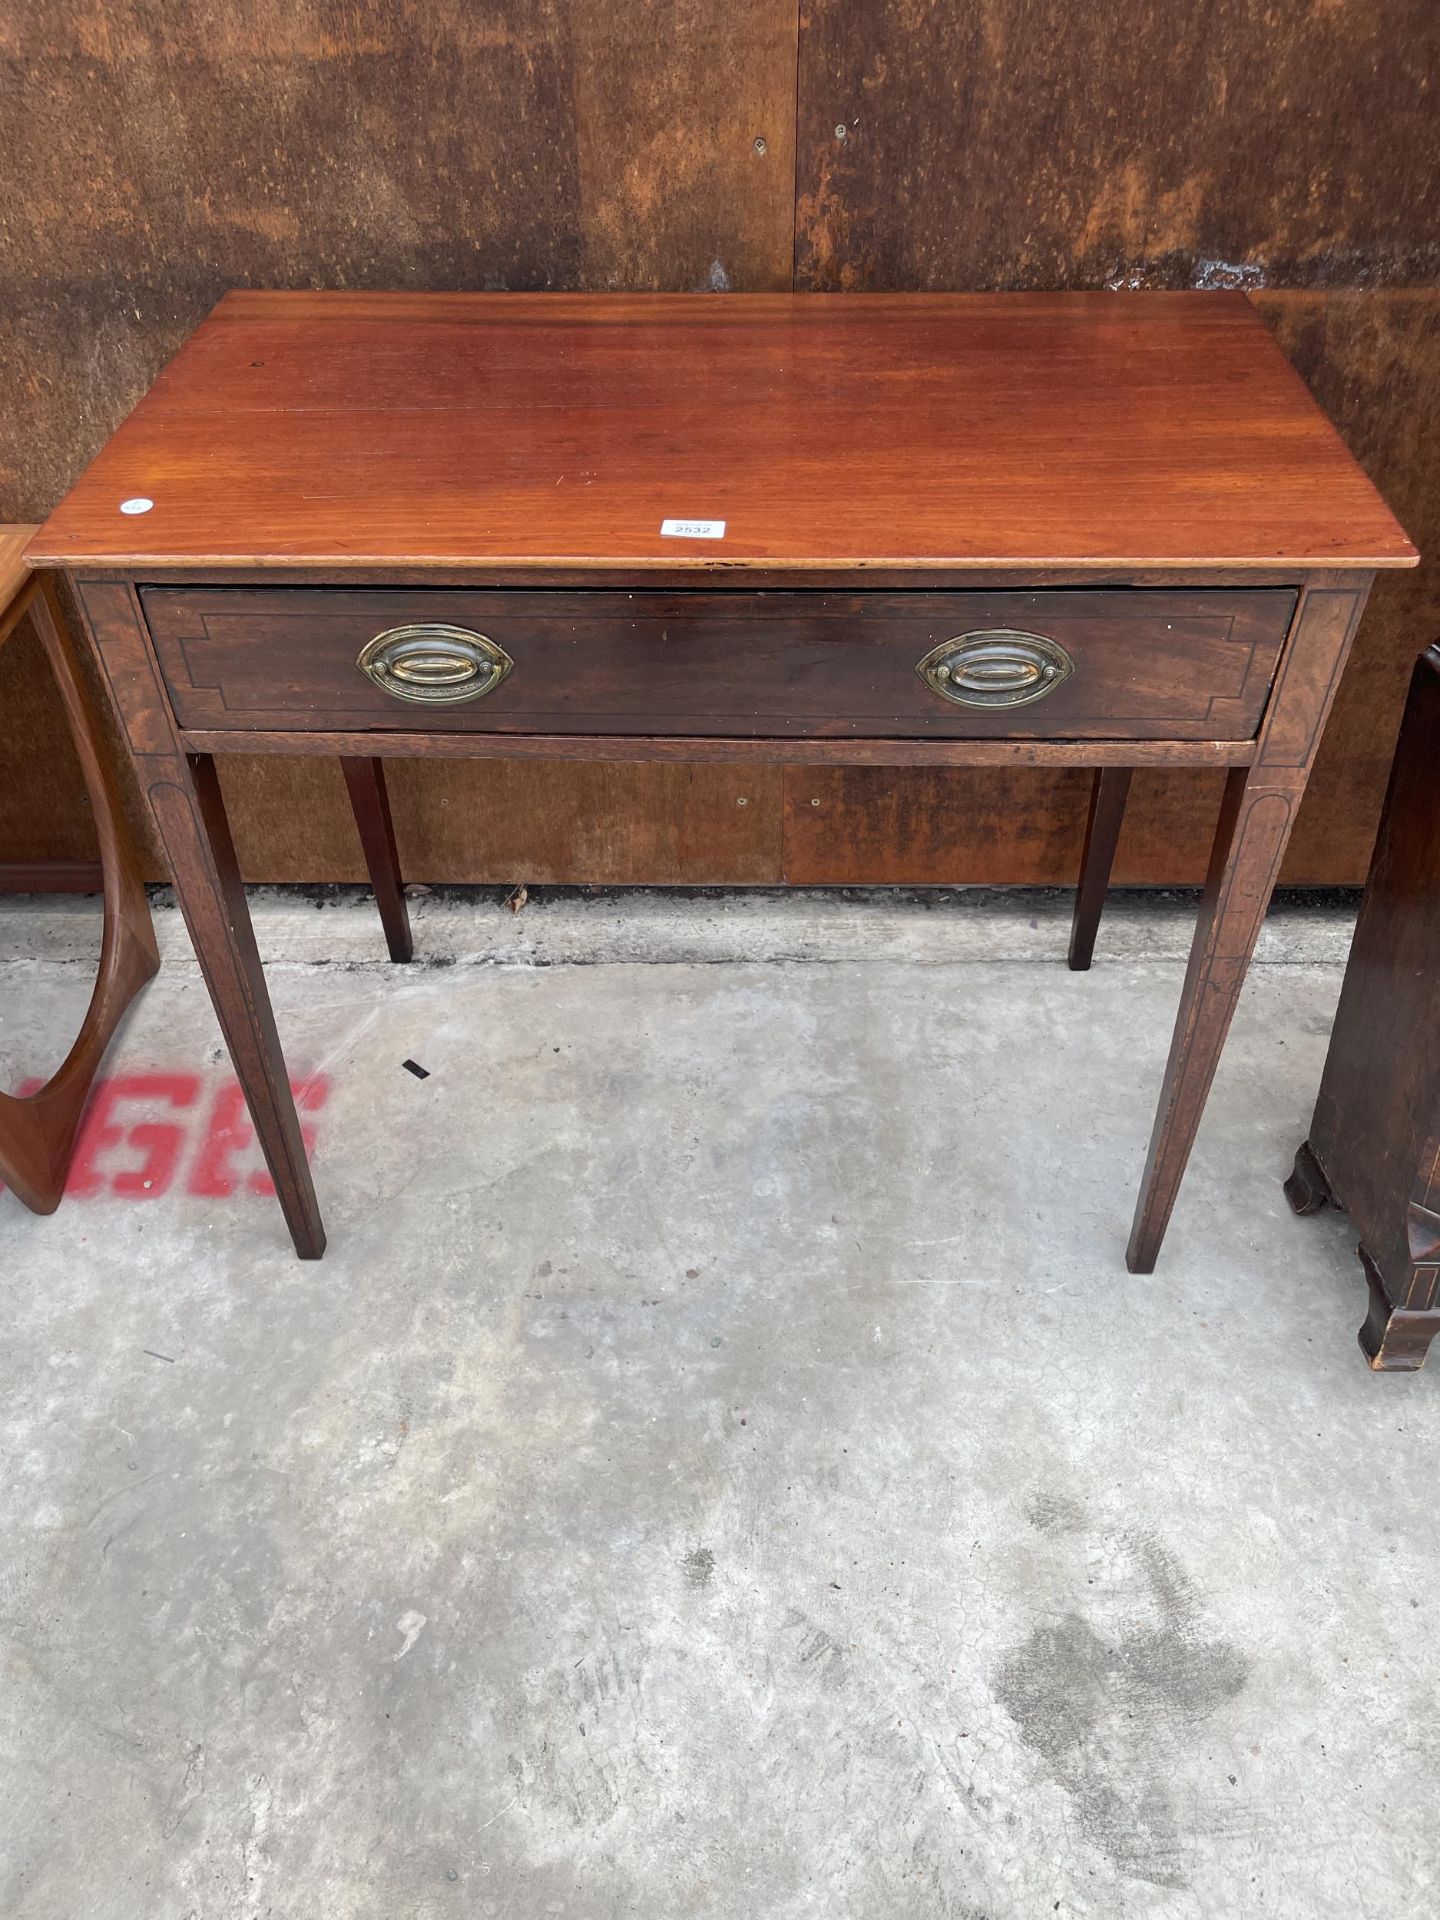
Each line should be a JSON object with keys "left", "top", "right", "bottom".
{"left": 917, "top": 629, "right": 1074, "bottom": 709}
{"left": 357, "top": 624, "right": 514, "bottom": 705}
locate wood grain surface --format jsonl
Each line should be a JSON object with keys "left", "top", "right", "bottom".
{"left": 0, "top": 528, "right": 37, "bottom": 619}
{"left": 175, "top": 732, "right": 1255, "bottom": 769}
{"left": 140, "top": 583, "right": 1295, "bottom": 740}
{"left": 28, "top": 293, "right": 1412, "bottom": 573}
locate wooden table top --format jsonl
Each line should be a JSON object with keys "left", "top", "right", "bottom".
{"left": 0, "top": 525, "right": 38, "bottom": 613}
{"left": 29, "top": 292, "right": 1415, "bottom": 575}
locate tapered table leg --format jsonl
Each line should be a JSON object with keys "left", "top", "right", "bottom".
{"left": 1127, "top": 767, "right": 1288, "bottom": 1269}
{"left": 1069, "top": 767, "right": 1133, "bottom": 971}
{"left": 341, "top": 756, "right": 412, "bottom": 962}
{"left": 153, "top": 754, "right": 326, "bottom": 1256}
{"left": 75, "top": 579, "right": 326, "bottom": 1257}
{"left": 1126, "top": 581, "right": 1371, "bottom": 1272}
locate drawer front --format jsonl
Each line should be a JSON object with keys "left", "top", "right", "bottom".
{"left": 141, "top": 587, "right": 1296, "bottom": 741}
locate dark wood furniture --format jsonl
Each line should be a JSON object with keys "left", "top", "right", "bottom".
{"left": 0, "top": 527, "right": 158, "bottom": 1211}
{"left": 1287, "top": 645, "right": 1440, "bottom": 1371}
{"left": 26, "top": 292, "right": 1414, "bottom": 1261}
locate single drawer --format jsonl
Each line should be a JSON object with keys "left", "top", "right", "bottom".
{"left": 141, "top": 587, "right": 1296, "bottom": 740}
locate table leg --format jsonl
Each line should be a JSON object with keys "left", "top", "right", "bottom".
{"left": 1126, "top": 580, "right": 1370, "bottom": 1272}
{"left": 1068, "top": 767, "right": 1133, "bottom": 971}
{"left": 1127, "top": 767, "right": 1284, "bottom": 1268}
{"left": 74, "top": 571, "right": 326, "bottom": 1258}
{"left": 341, "top": 756, "right": 412, "bottom": 962}
{"left": 149, "top": 753, "right": 326, "bottom": 1257}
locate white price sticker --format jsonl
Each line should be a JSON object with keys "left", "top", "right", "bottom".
{"left": 660, "top": 518, "right": 725, "bottom": 540}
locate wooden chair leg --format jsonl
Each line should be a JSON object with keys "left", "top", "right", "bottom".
{"left": 340, "top": 756, "right": 412, "bottom": 962}
{"left": 0, "top": 576, "right": 159, "bottom": 1213}
{"left": 1068, "top": 767, "right": 1133, "bottom": 971}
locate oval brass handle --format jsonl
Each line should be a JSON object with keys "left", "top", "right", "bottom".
{"left": 357, "top": 624, "right": 514, "bottom": 706}
{"left": 916, "top": 629, "right": 1074, "bottom": 710}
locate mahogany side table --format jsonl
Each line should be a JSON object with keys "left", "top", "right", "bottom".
{"left": 1287, "top": 644, "right": 1440, "bottom": 1371}
{"left": 0, "top": 527, "right": 158, "bottom": 1210}
{"left": 25, "top": 292, "right": 1415, "bottom": 1261}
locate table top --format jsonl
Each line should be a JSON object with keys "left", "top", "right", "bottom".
{"left": 0, "top": 525, "right": 38, "bottom": 612}
{"left": 29, "top": 291, "right": 1415, "bottom": 575}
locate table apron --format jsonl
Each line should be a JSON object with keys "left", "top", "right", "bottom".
{"left": 174, "top": 728, "right": 1256, "bottom": 767}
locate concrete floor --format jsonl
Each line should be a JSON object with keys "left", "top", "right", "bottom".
{"left": 1, "top": 887, "right": 1435, "bottom": 1920}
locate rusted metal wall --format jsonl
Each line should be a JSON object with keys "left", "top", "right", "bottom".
{"left": 794, "top": 0, "right": 1438, "bottom": 293}
{"left": 2, "top": 1, "right": 1434, "bottom": 887}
